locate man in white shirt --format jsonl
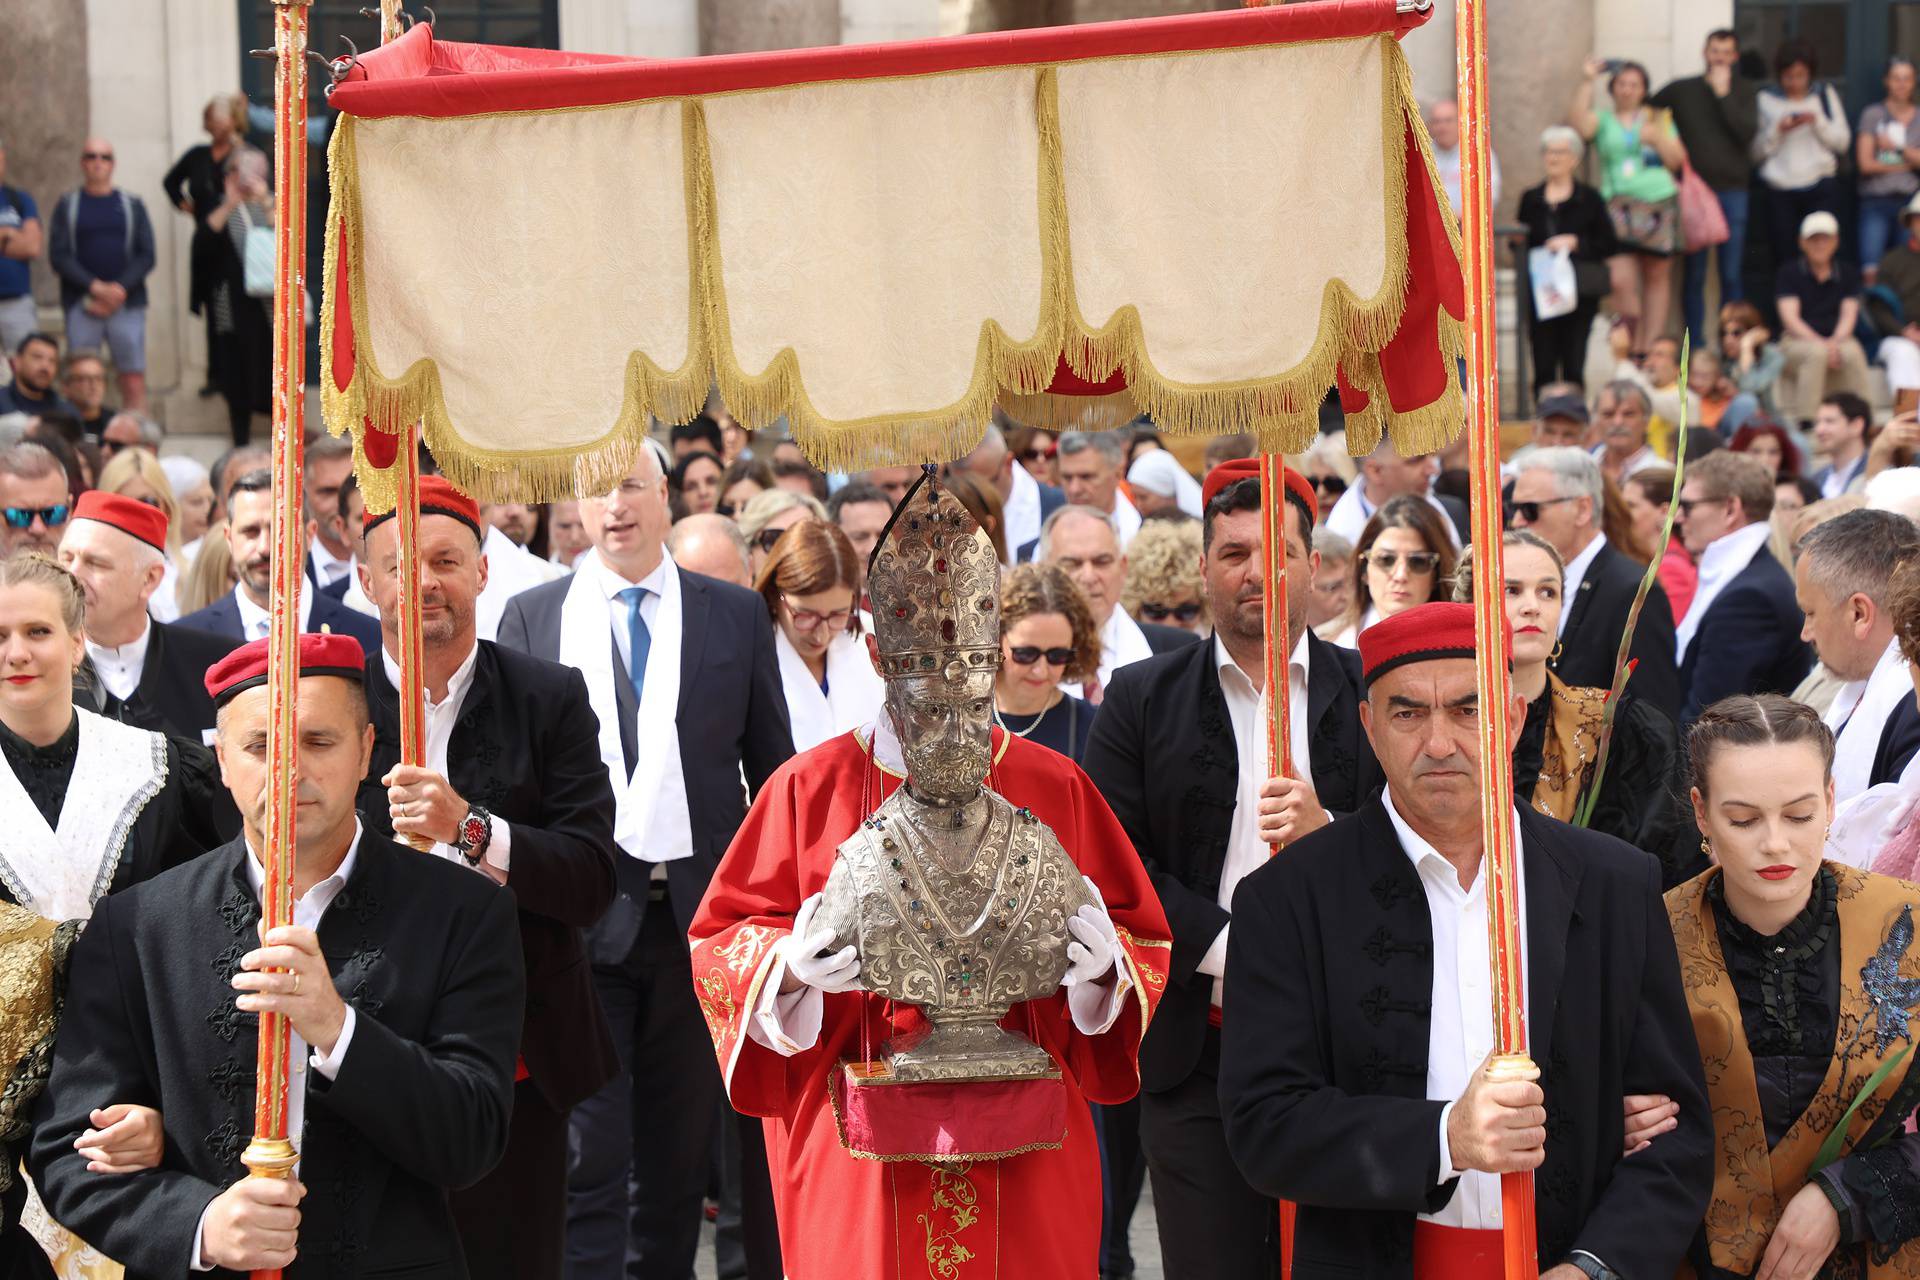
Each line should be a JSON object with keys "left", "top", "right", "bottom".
{"left": 1056, "top": 429, "right": 1142, "bottom": 548}
{"left": 1674, "top": 450, "right": 1814, "bottom": 723}
{"left": 496, "top": 445, "right": 793, "bottom": 1280}
{"left": 474, "top": 504, "right": 568, "bottom": 642}
{"left": 947, "top": 424, "right": 1066, "bottom": 561}
{"left": 59, "top": 489, "right": 238, "bottom": 740}
{"left": 1216, "top": 601, "right": 1712, "bottom": 1280}
{"left": 176, "top": 468, "right": 384, "bottom": 652}
{"left": 303, "top": 435, "right": 358, "bottom": 588}
{"left": 1323, "top": 438, "right": 1463, "bottom": 548}
{"left": 1426, "top": 98, "right": 1502, "bottom": 218}
{"left": 1794, "top": 508, "right": 1920, "bottom": 805}
{"left": 28, "top": 630, "right": 526, "bottom": 1277}
{"left": 1808, "top": 391, "right": 1872, "bottom": 499}
{"left": 355, "top": 475, "right": 618, "bottom": 1280}
{"left": 1039, "top": 504, "right": 1198, "bottom": 702}
{"left": 1080, "top": 461, "right": 1380, "bottom": 1279}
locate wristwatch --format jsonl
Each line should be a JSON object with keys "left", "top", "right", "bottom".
{"left": 455, "top": 805, "right": 493, "bottom": 864}
{"left": 1564, "top": 1252, "right": 1620, "bottom": 1280}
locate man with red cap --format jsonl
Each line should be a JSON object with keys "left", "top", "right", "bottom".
{"left": 30, "top": 631, "right": 526, "bottom": 1278}
{"left": 1080, "top": 458, "right": 1382, "bottom": 1279}
{"left": 58, "top": 489, "right": 238, "bottom": 741}
{"left": 355, "top": 474, "right": 617, "bottom": 1280}
{"left": 1216, "top": 601, "right": 1712, "bottom": 1280}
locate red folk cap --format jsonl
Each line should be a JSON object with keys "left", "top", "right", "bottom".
{"left": 204, "top": 632, "right": 368, "bottom": 708}
{"left": 1200, "top": 458, "right": 1318, "bottom": 524}
{"left": 1357, "top": 601, "right": 1507, "bottom": 689}
{"left": 72, "top": 490, "right": 168, "bottom": 551}
{"left": 363, "top": 474, "right": 482, "bottom": 539}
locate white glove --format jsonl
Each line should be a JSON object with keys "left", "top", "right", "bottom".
{"left": 780, "top": 892, "right": 863, "bottom": 995}
{"left": 1061, "top": 875, "right": 1120, "bottom": 988}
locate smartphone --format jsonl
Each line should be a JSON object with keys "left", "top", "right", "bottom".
{"left": 1601, "top": 57, "right": 1626, "bottom": 75}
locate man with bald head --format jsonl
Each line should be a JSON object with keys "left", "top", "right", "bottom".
{"left": 49, "top": 135, "right": 155, "bottom": 410}
{"left": 665, "top": 511, "right": 750, "bottom": 587}
{"left": 948, "top": 423, "right": 1064, "bottom": 561}
{"left": 497, "top": 443, "right": 793, "bottom": 1280}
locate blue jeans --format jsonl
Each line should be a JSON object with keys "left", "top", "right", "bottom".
{"left": 1683, "top": 186, "right": 1749, "bottom": 346}
{"left": 1860, "top": 192, "right": 1913, "bottom": 273}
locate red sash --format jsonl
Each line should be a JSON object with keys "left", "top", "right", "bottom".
{"left": 1412, "top": 1222, "right": 1504, "bottom": 1280}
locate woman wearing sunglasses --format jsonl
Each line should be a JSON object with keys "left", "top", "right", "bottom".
{"left": 1007, "top": 423, "right": 1061, "bottom": 488}
{"left": 736, "top": 488, "right": 828, "bottom": 581}
{"left": 754, "top": 519, "right": 883, "bottom": 753}
{"left": 1120, "top": 519, "right": 1208, "bottom": 637}
{"left": 1324, "top": 495, "right": 1456, "bottom": 648}
{"left": 1296, "top": 436, "right": 1356, "bottom": 527}
{"left": 995, "top": 562, "right": 1102, "bottom": 762}
{"left": 1454, "top": 530, "right": 1688, "bottom": 876}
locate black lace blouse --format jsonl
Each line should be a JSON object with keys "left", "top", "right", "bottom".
{"left": 0, "top": 713, "right": 80, "bottom": 831}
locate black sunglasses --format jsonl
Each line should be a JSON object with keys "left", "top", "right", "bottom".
{"left": 1366, "top": 549, "right": 1439, "bottom": 575}
{"left": 3, "top": 505, "right": 70, "bottom": 530}
{"left": 754, "top": 527, "right": 788, "bottom": 553}
{"left": 1503, "top": 495, "right": 1579, "bottom": 525}
{"left": 1008, "top": 645, "right": 1076, "bottom": 667}
{"left": 81, "top": 151, "right": 114, "bottom": 162}
{"left": 1311, "top": 474, "right": 1348, "bottom": 498}
{"left": 1674, "top": 496, "right": 1725, "bottom": 514}
{"left": 1139, "top": 601, "right": 1202, "bottom": 623}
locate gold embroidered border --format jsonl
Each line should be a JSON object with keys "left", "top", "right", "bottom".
{"left": 322, "top": 33, "right": 1465, "bottom": 505}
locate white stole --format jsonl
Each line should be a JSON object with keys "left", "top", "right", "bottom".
{"left": 0, "top": 709, "right": 169, "bottom": 920}
{"left": 559, "top": 553, "right": 692, "bottom": 862}
{"left": 1826, "top": 641, "right": 1914, "bottom": 804}
{"left": 775, "top": 628, "right": 886, "bottom": 754}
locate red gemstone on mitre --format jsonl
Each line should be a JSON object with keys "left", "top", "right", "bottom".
{"left": 934, "top": 558, "right": 947, "bottom": 574}
{"left": 895, "top": 607, "right": 908, "bottom": 618}
{"left": 941, "top": 619, "right": 956, "bottom": 642}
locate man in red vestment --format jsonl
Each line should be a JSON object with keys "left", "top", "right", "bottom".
{"left": 690, "top": 474, "right": 1170, "bottom": 1280}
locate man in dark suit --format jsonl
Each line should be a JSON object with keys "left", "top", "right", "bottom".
{"left": 30, "top": 632, "right": 525, "bottom": 1278}
{"left": 1793, "top": 508, "right": 1920, "bottom": 801}
{"left": 1081, "top": 462, "right": 1384, "bottom": 1279}
{"left": 1218, "top": 602, "right": 1713, "bottom": 1280}
{"left": 1675, "top": 450, "right": 1813, "bottom": 725}
{"left": 354, "top": 476, "right": 618, "bottom": 1280}
{"left": 1507, "top": 447, "right": 1680, "bottom": 714}
{"left": 946, "top": 423, "right": 1065, "bottom": 562}
{"left": 496, "top": 444, "right": 794, "bottom": 1280}
{"left": 57, "top": 489, "right": 238, "bottom": 740}
{"left": 178, "top": 468, "right": 383, "bottom": 652}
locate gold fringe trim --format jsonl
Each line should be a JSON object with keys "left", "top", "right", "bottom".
{"left": 322, "top": 33, "right": 1466, "bottom": 501}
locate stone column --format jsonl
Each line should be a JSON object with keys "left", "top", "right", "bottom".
{"left": 0, "top": 0, "right": 88, "bottom": 313}
{"left": 702, "top": 0, "right": 841, "bottom": 56}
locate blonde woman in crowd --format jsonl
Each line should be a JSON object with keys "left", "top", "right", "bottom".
{"left": 176, "top": 520, "right": 235, "bottom": 618}
{"left": 1121, "top": 519, "right": 1208, "bottom": 636}
{"left": 735, "top": 488, "right": 828, "bottom": 580}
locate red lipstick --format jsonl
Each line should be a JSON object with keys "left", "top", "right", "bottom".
{"left": 1757, "top": 865, "right": 1797, "bottom": 881}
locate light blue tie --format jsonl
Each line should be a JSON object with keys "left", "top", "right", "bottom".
{"left": 617, "top": 586, "right": 651, "bottom": 701}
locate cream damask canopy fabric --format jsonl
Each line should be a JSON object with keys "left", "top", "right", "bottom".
{"left": 323, "top": 0, "right": 1464, "bottom": 505}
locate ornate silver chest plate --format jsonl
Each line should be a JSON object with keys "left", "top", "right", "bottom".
{"left": 815, "top": 787, "right": 1092, "bottom": 1083}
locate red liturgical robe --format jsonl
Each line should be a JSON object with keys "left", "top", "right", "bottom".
{"left": 690, "top": 728, "right": 1170, "bottom": 1280}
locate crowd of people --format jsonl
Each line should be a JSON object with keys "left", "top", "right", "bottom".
{"left": 1504, "top": 28, "right": 1920, "bottom": 449}
{"left": 0, "top": 345, "right": 1904, "bottom": 1280}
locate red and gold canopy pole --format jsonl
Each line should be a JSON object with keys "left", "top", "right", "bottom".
{"left": 1258, "top": 449, "right": 1296, "bottom": 1277}
{"left": 379, "top": 0, "right": 430, "bottom": 846}
{"left": 1456, "top": 2, "right": 1538, "bottom": 1278}
{"left": 241, "top": 3, "right": 312, "bottom": 1277}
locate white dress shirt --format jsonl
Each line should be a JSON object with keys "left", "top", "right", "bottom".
{"left": 1431, "top": 143, "right": 1501, "bottom": 216}
{"left": 338, "top": 556, "right": 379, "bottom": 619}
{"left": 1819, "top": 452, "right": 1867, "bottom": 501}
{"left": 475, "top": 526, "right": 568, "bottom": 642}
{"left": 1383, "top": 789, "right": 1529, "bottom": 1231}
{"left": 309, "top": 537, "right": 354, "bottom": 588}
{"left": 86, "top": 619, "right": 152, "bottom": 702}
{"left": 1589, "top": 441, "right": 1662, "bottom": 483}
{"left": 1196, "top": 633, "right": 1315, "bottom": 1006}
{"left": 192, "top": 829, "right": 363, "bottom": 1271}
{"left": 234, "top": 581, "right": 314, "bottom": 641}
{"left": 1555, "top": 532, "right": 1608, "bottom": 639}
{"left": 1004, "top": 462, "right": 1043, "bottom": 561}
{"left": 1076, "top": 606, "right": 1158, "bottom": 696}
{"left": 378, "top": 643, "right": 511, "bottom": 874}
{"left": 1112, "top": 489, "right": 1142, "bottom": 550}
{"left": 1675, "top": 520, "right": 1773, "bottom": 663}
{"left": 588, "top": 550, "right": 668, "bottom": 676}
